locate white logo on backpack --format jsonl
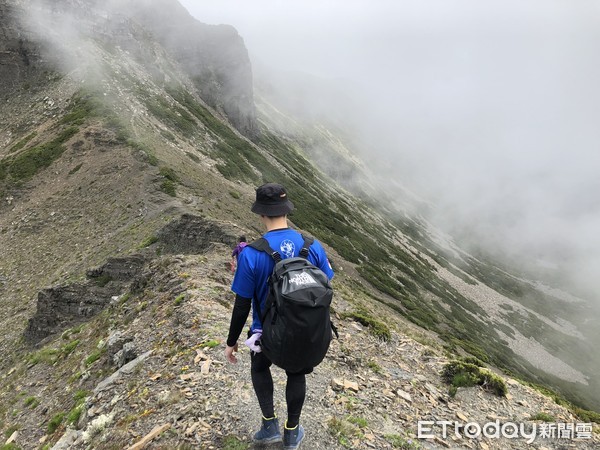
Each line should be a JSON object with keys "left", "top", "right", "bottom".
{"left": 289, "top": 272, "right": 318, "bottom": 286}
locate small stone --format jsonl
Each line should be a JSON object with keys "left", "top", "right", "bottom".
{"left": 5, "top": 430, "right": 18, "bottom": 444}
{"left": 480, "top": 442, "right": 490, "bottom": 450}
{"left": 201, "top": 359, "right": 211, "bottom": 375}
{"left": 343, "top": 379, "right": 359, "bottom": 392}
{"left": 456, "top": 411, "right": 468, "bottom": 422}
{"left": 331, "top": 378, "right": 344, "bottom": 391}
{"left": 486, "top": 414, "right": 504, "bottom": 421}
{"left": 433, "top": 436, "right": 450, "bottom": 447}
{"left": 195, "top": 350, "right": 208, "bottom": 365}
{"left": 397, "top": 389, "right": 412, "bottom": 403}
{"left": 127, "top": 423, "right": 171, "bottom": 450}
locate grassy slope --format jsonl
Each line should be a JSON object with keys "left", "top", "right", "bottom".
{"left": 0, "top": 33, "right": 597, "bottom": 433}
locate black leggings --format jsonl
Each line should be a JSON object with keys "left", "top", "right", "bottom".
{"left": 250, "top": 351, "right": 309, "bottom": 428}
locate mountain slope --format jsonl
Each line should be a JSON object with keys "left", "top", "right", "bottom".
{"left": 5, "top": 248, "right": 599, "bottom": 449}
{"left": 0, "top": 0, "right": 598, "bottom": 448}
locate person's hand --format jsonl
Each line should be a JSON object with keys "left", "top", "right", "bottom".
{"left": 225, "top": 343, "right": 238, "bottom": 364}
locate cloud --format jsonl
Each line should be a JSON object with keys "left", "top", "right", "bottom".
{"left": 178, "top": 0, "right": 600, "bottom": 299}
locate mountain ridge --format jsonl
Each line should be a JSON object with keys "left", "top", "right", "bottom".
{"left": 0, "top": 0, "right": 599, "bottom": 448}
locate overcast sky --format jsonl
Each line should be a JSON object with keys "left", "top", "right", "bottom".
{"left": 179, "top": 0, "right": 600, "bottom": 298}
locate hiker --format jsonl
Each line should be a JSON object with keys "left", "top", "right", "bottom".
{"left": 225, "top": 183, "right": 334, "bottom": 449}
{"left": 230, "top": 235, "right": 247, "bottom": 272}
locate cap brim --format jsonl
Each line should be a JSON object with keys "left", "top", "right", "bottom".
{"left": 251, "top": 200, "right": 294, "bottom": 216}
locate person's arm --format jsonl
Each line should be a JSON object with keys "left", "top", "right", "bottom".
{"left": 310, "top": 240, "right": 334, "bottom": 280}
{"left": 225, "top": 294, "right": 252, "bottom": 363}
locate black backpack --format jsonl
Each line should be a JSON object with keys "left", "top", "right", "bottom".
{"left": 249, "top": 234, "right": 337, "bottom": 373}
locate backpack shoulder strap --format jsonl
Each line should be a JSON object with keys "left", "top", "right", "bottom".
{"left": 248, "top": 237, "right": 282, "bottom": 263}
{"left": 300, "top": 234, "right": 314, "bottom": 259}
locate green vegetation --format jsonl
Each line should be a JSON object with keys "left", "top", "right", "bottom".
{"left": 3, "top": 425, "right": 19, "bottom": 438}
{"left": 159, "top": 166, "right": 179, "bottom": 182}
{"left": 229, "top": 190, "right": 241, "bottom": 199}
{"left": 385, "top": 433, "right": 422, "bottom": 449}
{"left": 24, "top": 396, "right": 39, "bottom": 409}
{"left": 165, "top": 85, "right": 278, "bottom": 183}
{"left": 1, "top": 444, "right": 21, "bottom": 450}
{"left": 530, "top": 412, "right": 555, "bottom": 422}
{"left": 442, "top": 361, "right": 507, "bottom": 397}
{"left": 29, "top": 338, "right": 81, "bottom": 366}
{"left": 328, "top": 416, "right": 364, "bottom": 448}
{"left": 8, "top": 131, "right": 37, "bottom": 154}
{"left": 346, "top": 415, "right": 368, "bottom": 428}
{"left": 73, "top": 390, "right": 89, "bottom": 402}
{"left": 342, "top": 309, "right": 391, "bottom": 341}
{"left": 367, "top": 360, "right": 383, "bottom": 374}
{"left": 138, "top": 235, "right": 159, "bottom": 248}
{"left": 61, "top": 89, "right": 129, "bottom": 139}
{"left": 145, "top": 94, "right": 198, "bottom": 135}
{"left": 0, "top": 127, "right": 78, "bottom": 183}
{"left": 1, "top": 88, "right": 139, "bottom": 185}
{"left": 158, "top": 165, "right": 179, "bottom": 196}
{"left": 66, "top": 404, "right": 83, "bottom": 425}
{"left": 127, "top": 139, "right": 159, "bottom": 165}
{"left": 68, "top": 163, "right": 83, "bottom": 175}
{"left": 174, "top": 294, "right": 185, "bottom": 306}
{"left": 160, "top": 179, "right": 176, "bottom": 197}
{"left": 460, "top": 356, "right": 486, "bottom": 367}
{"left": 186, "top": 151, "right": 201, "bottom": 163}
{"left": 47, "top": 412, "right": 65, "bottom": 434}
{"left": 221, "top": 436, "right": 249, "bottom": 450}
{"left": 85, "top": 348, "right": 105, "bottom": 366}
{"left": 516, "top": 378, "right": 600, "bottom": 424}
{"left": 60, "top": 93, "right": 102, "bottom": 125}
{"left": 62, "top": 339, "right": 80, "bottom": 356}
{"left": 200, "top": 339, "right": 220, "bottom": 349}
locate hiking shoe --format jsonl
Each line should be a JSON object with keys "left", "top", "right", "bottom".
{"left": 253, "top": 416, "right": 282, "bottom": 443}
{"left": 283, "top": 423, "right": 305, "bottom": 449}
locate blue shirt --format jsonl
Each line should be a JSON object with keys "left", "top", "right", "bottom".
{"left": 231, "top": 228, "right": 334, "bottom": 332}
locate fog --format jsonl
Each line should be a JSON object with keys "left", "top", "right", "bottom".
{"left": 180, "top": 0, "right": 600, "bottom": 300}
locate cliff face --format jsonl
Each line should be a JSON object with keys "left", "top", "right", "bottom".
{"left": 0, "top": 1, "right": 46, "bottom": 100}
{"left": 0, "top": 0, "right": 257, "bottom": 137}
{"left": 127, "top": 0, "right": 258, "bottom": 137}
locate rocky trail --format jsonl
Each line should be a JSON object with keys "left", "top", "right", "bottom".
{"left": 3, "top": 243, "right": 597, "bottom": 449}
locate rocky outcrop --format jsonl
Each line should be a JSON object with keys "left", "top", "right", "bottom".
{"left": 85, "top": 254, "right": 146, "bottom": 282}
{"left": 0, "top": 1, "right": 47, "bottom": 100}
{"left": 24, "top": 215, "right": 237, "bottom": 344}
{"left": 24, "top": 255, "right": 147, "bottom": 344}
{"left": 127, "top": 0, "right": 258, "bottom": 137}
{"left": 156, "top": 214, "right": 238, "bottom": 254}
{"left": 0, "top": 0, "right": 257, "bottom": 136}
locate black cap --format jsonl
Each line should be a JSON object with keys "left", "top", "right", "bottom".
{"left": 251, "top": 183, "right": 294, "bottom": 217}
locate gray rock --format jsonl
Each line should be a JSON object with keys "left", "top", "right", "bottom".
{"left": 94, "top": 350, "right": 153, "bottom": 393}
{"left": 51, "top": 428, "right": 81, "bottom": 450}
{"left": 112, "top": 341, "right": 137, "bottom": 368}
